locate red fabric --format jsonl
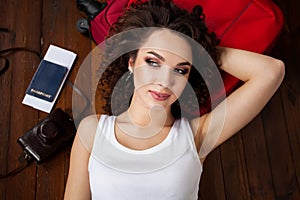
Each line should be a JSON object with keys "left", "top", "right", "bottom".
{"left": 90, "top": 0, "right": 130, "bottom": 44}
{"left": 89, "top": 0, "right": 283, "bottom": 115}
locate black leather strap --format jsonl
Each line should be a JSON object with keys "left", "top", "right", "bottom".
{"left": 0, "top": 47, "right": 41, "bottom": 75}
{"left": 0, "top": 28, "right": 42, "bottom": 75}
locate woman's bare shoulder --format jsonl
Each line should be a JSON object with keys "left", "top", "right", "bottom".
{"left": 76, "top": 114, "right": 102, "bottom": 153}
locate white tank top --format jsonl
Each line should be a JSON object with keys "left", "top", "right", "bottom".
{"left": 88, "top": 115, "right": 202, "bottom": 200}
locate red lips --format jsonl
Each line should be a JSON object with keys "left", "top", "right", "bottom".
{"left": 149, "top": 90, "right": 171, "bottom": 101}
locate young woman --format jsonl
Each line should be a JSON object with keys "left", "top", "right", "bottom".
{"left": 64, "top": 1, "right": 285, "bottom": 199}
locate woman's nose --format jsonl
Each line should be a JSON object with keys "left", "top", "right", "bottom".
{"left": 156, "top": 65, "right": 174, "bottom": 87}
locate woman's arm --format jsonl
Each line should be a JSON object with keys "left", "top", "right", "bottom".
{"left": 64, "top": 115, "right": 99, "bottom": 200}
{"left": 192, "top": 47, "right": 285, "bottom": 158}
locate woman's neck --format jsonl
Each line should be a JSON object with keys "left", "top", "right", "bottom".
{"left": 127, "top": 93, "right": 175, "bottom": 127}
{"left": 116, "top": 93, "right": 175, "bottom": 139}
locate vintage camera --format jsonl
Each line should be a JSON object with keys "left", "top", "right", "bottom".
{"left": 18, "top": 108, "right": 76, "bottom": 164}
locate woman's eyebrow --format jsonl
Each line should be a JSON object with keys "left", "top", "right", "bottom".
{"left": 147, "top": 51, "right": 165, "bottom": 61}
{"left": 177, "top": 62, "right": 191, "bottom": 67}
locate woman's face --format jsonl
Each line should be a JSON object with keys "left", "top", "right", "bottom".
{"left": 130, "top": 29, "right": 192, "bottom": 110}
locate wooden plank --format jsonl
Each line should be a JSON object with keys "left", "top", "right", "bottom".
{"left": 241, "top": 115, "right": 276, "bottom": 200}
{"left": 220, "top": 133, "right": 250, "bottom": 200}
{"left": 272, "top": 0, "right": 300, "bottom": 194}
{"left": 62, "top": 0, "right": 93, "bottom": 189}
{"left": 35, "top": 0, "right": 74, "bottom": 198}
{"left": 262, "top": 91, "right": 300, "bottom": 199}
{"left": 0, "top": 0, "right": 14, "bottom": 197}
{"left": 273, "top": 0, "right": 300, "bottom": 37}
{"left": 199, "top": 148, "right": 226, "bottom": 200}
{"left": 278, "top": 47, "right": 300, "bottom": 196}
{"left": 271, "top": 32, "right": 300, "bottom": 198}
{"left": 2, "top": 0, "right": 42, "bottom": 199}
{"left": 279, "top": 72, "right": 300, "bottom": 198}
{"left": 59, "top": 0, "right": 93, "bottom": 194}
{"left": 264, "top": 0, "right": 300, "bottom": 198}
{"left": 35, "top": 0, "right": 93, "bottom": 199}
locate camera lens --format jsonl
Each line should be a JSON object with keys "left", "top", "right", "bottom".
{"left": 38, "top": 121, "right": 59, "bottom": 144}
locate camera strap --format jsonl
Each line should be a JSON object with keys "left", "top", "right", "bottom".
{"left": 0, "top": 47, "right": 42, "bottom": 75}
{"left": 0, "top": 151, "right": 33, "bottom": 179}
{"left": 0, "top": 28, "right": 42, "bottom": 75}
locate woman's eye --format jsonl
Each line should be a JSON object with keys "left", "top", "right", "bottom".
{"left": 145, "top": 59, "right": 160, "bottom": 67}
{"left": 174, "top": 68, "right": 189, "bottom": 75}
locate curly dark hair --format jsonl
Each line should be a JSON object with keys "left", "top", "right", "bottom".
{"left": 97, "top": 0, "right": 221, "bottom": 119}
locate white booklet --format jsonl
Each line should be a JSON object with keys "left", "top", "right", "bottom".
{"left": 22, "top": 44, "right": 77, "bottom": 113}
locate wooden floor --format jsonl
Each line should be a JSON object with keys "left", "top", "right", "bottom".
{"left": 0, "top": 0, "right": 299, "bottom": 199}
